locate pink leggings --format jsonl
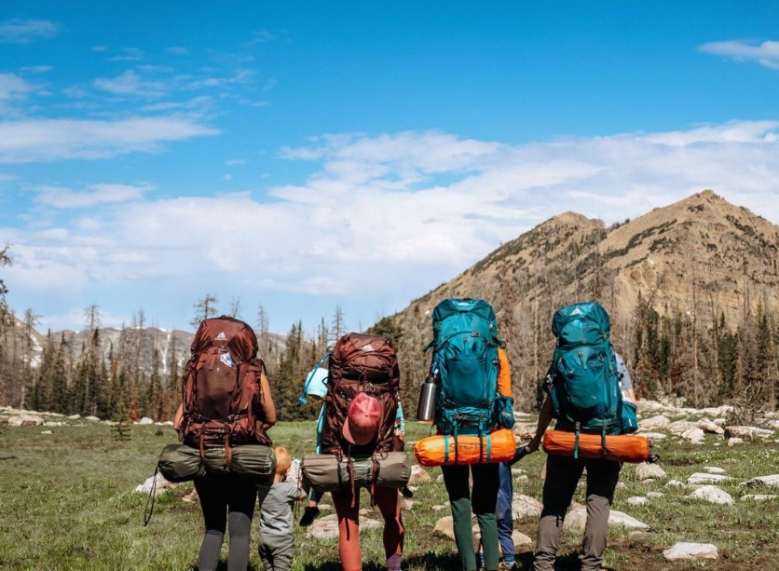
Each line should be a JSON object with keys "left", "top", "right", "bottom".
{"left": 331, "top": 486, "right": 404, "bottom": 571}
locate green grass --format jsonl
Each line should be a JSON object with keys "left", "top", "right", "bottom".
{"left": 1, "top": 421, "right": 778, "bottom": 570}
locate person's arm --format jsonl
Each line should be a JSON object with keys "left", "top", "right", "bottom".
{"left": 173, "top": 402, "right": 184, "bottom": 431}
{"left": 527, "top": 397, "right": 553, "bottom": 452}
{"left": 259, "top": 370, "right": 277, "bottom": 426}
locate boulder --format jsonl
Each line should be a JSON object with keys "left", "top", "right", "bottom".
{"left": 698, "top": 420, "right": 724, "bottom": 435}
{"left": 309, "top": 514, "right": 379, "bottom": 540}
{"left": 742, "top": 474, "right": 779, "bottom": 488}
{"left": 84, "top": 415, "right": 100, "bottom": 422}
{"left": 663, "top": 542, "right": 718, "bottom": 561}
{"left": 681, "top": 427, "right": 705, "bottom": 444}
{"left": 627, "top": 496, "right": 648, "bottom": 506}
{"left": 40, "top": 430, "right": 53, "bottom": 435}
{"left": 511, "top": 530, "right": 533, "bottom": 550}
{"left": 511, "top": 494, "right": 543, "bottom": 521}
{"left": 727, "top": 437, "right": 744, "bottom": 447}
{"left": 646, "top": 491, "right": 664, "bottom": 499}
{"left": 687, "top": 472, "right": 731, "bottom": 485}
{"left": 725, "top": 426, "right": 773, "bottom": 440}
{"left": 699, "top": 405, "right": 734, "bottom": 418}
{"left": 67, "top": 414, "right": 80, "bottom": 420}
{"left": 564, "top": 507, "right": 648, "bottom": 531}
{"left": 638, "top": 431, "right": 667, "bottom": 441}
{"left": 401, "top": 499, "right": 415, "bottom": 511}
{"left": 668, "top": 420, "right": 698, "bottom": 436}
{"left": 704, "top": 466, "right": 726, "bottom": 475}
{"left": 639, "top": 415, "right": 670, "bottom": 431}
{"left": 432, "top": 503, "right": 448, "bottom": 512}
{"left": 43, "top": 421, "right": 64, "bottom": 427}
{"left": 635, "top": 463, "right": 666, "bottom": 480}
{"left": 434, "top": 516, "right": 456, "bottom": 540}
{"left": 409, "top": 465, "right": 432, "bottom": 485}
{"left": 134, "top": 473, "right": 175, "bottom": 496}
{"left": 687, "top": 485, "right": 734, "bottom": 505}
{"left": 741, "top": 494, "right": 777, "bottom": 502}
{"left": 137, "top": 417, "right": 154, "bottom": 425}
{"left": 8, "top": 414, "right": 43, "bottom": 427}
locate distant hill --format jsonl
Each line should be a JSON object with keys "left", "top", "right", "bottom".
{"left": 386, "top": 191, "right": 779, "bottom": 410}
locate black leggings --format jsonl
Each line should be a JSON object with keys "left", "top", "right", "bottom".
{"left": 194, "top": 476, "right": 257, "bottom": 571}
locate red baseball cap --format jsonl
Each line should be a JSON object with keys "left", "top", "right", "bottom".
{"left": 342, "top": 393, "right": 382, "bottom": 446}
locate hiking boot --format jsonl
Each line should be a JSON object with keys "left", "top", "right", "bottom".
{"left": 299, "top": 505, "right": 320, "bottom": 527}
{"left": 497, "top": 561, "right": 518, "bottom": 571}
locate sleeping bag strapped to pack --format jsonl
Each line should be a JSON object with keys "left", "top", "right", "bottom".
{"left": 414, "top": 428, "right": 517, "bottom": 467}
{"left": 547, "top": 301, "right": 629, "bottom": 457}
{"left": 428, "top": 298, "right": 514, "bottom": 439}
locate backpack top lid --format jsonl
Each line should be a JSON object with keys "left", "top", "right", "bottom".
{"left": 190, "top": 315, "right": 258, "bottom": 363}
{"left": 432, "top": 298, "right": 496, "bottom": 332}
{"left": 552, "top": 302, "right": 611, "bottom": 348}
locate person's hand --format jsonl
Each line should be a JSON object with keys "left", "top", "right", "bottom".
{"left": 526, "top": 435, "right": 542, "bottom": 453}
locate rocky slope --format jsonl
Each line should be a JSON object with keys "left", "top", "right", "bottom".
{"left": 387, "top": 191, "right": 779, "bottom": 407}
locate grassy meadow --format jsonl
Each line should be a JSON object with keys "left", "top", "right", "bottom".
{"left": 1, "top": 419, "right": 778, "bottom": 570}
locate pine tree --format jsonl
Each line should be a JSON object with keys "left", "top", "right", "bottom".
{"left": 192, "top": 294, "right": 219, "bottom": 329}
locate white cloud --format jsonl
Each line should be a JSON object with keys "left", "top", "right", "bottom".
{"left": 107, "top": 47, "right": 144, "bottom": 62}
{"left": 35, "top": 183, "right": 152, "bottom": 209}
{"left": 0, "top": 72, "right": 34, "bottom": 101}
{"left": 700, "top": 40, "right": 779, "bottom": 70}
{"left": 3, "top": 121, "right": 779, "bottom": 328}
{"left": 93, "top": 70, "right": 169, "bottom": 98}
{"left": 0, "top": 116, "right": 218, "bottom": 163}
{"left": 0, "top": 19, "right": 58, "bottom": 43}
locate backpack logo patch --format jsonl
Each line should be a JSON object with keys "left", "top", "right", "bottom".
{"left": 219, "top": 352, "right": 234, "bottom": 368}
{"left": 362, "top": 343, "right": 375, "bottom": 352}
{"left": 215, "top": 331, "right": 227, "bottom": 341}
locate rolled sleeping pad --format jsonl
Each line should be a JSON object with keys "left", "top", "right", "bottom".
{"left": 414, "top": 428, "right": 517, "bottom": 467}
{"left": 157, "top": 443, "right": 276, "bottom": 484}
{"left": 302, "top": 451, "right": 411, "bottom": 492}
{"left": 542, "top": 430, "right": 654, "bottom": 463}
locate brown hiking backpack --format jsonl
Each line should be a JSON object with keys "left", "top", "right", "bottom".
{"left": 180, "top": 316, "right": 271, "bottom": 456}
{"left": 319, "top": 333, "right": 402, "bottom": 457}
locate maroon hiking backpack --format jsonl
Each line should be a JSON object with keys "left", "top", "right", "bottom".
{"left": 319, "top": 333, "right": 402, "bottom": 457}
{"left": 180, "top": 316, "right": 271, "bottom": 456}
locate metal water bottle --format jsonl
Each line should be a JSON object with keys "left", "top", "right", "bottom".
{"left": 417, "top": 370, "right": 438, "bottom": 422}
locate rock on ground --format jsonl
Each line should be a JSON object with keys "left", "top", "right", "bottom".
{"left": 665, "top": 480, "right": 685, "bottom": 489}
{"left": 681, "top": 427, "right": 705, "bottom": 444}
{"left": 742, "top": 474, "right": 779, "bottom": 488}
{"left": 663, "top": 542, "right": 719, "bottom": 561}
{"left": 511, "top": 530, "right": 533, "bottom": 550}
{"left": 512, "top": 494, "right": 543, "bottom": 521}
{"left": 84, "top": 415, "right": 100, "bottom": 422}
{"left": 687, "top": 485, "right": 734, "bottom": 505}
{"left": 727, "top": 437, "right": 744, "bottom": 447}
{"left": 409, "top": 464, "right": 432, "bottom": 484}
{"left": 698, "top": 420, "right": 724, "bottom": 435}
{"left": 637, "top": 431, "right": 667, "bottom": 440}
{"left": 687, "top": 472, "right": 731, "bottom": 485}
{"left": 640, "top": 415, "right": 670, "bottom": 431}
{"left": 134, "top": 473, "right": 175, "bottom": 496}
{"left": 635, "top": 462, "right": 666, "bottom": 480}
{"left": 309, "top": 514, "right": 379, "bottom": 540}
{"left": 668, "top": 420, "right": 698, "bottom": 436}
{"left": 434, "top": 516, "right": 456, "bottom": 540}
{"left": 564, "top": 507, "right": 648, "bottom": 531}
{"left": 704, "top": 466, "right": 726, "bottom": 474}
{"left": 627, "top": 496, "right": 648, "bottom": 506}
{"left": 7, "top": 414, "right": 43, "bottom": 427}
{"left": 725, "top": 426, "right": 773, "bottom": 440}
{"left": 137, "top": 417, "right": 154, "bottom": 425}
{"left": 646, "top": 491, "right": 664, "bottom": 498}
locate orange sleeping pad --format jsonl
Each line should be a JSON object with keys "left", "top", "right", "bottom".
{"left": 543, "top": 430, "right": 654, "bottom": 463}
{"left": 414, "top": 428, "right": 517, "bottom": 467}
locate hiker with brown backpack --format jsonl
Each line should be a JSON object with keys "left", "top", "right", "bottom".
{"left": 302, "top": 333, "right": 408, "bottom": 571}
{"left": 173, "top": 316, "right": 277, "bottom": 571}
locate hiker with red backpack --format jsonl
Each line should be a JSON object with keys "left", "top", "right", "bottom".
{"left": 302, "top": 333, "right": 407, "bottom": 571}
{"left": 423, "top": 299, "right": 517, "bottom": 571}
{"left": 527, "top": 302, "right": 639, "bottom": 571}
{"left": 173, "top": 316, "right": 277, "bottom": 571}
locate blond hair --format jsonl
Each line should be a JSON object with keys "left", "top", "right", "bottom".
{"left": 274, "top": 446, "right": 292, "bottom": 477}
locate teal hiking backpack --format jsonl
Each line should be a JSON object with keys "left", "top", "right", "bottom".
{"left": 428, "top": 298, "right": 510, "bottom": 440}
{"left": 547, "top": 302, "right": 624, "bottom": 455}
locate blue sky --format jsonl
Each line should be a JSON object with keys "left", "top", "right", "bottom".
{"left": 1, "top": 1, "right": 778, "bottom": 333}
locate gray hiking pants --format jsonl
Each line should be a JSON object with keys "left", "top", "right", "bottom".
{"left": 533, "top": 455, "right": 621, "bottom": 571}
{"left": 259, "top": 533, "right": 295, "bottom": 571}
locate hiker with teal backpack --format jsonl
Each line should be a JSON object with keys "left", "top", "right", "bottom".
{"left": 426, "top": 299, "right": 517, "bottom": 571}
{"left": 527, "top": 302, "right": 638, "bottom": 571}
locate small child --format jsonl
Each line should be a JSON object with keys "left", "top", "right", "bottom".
{"left": 259, "top": 447, "right": 306, "bottom": 571}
